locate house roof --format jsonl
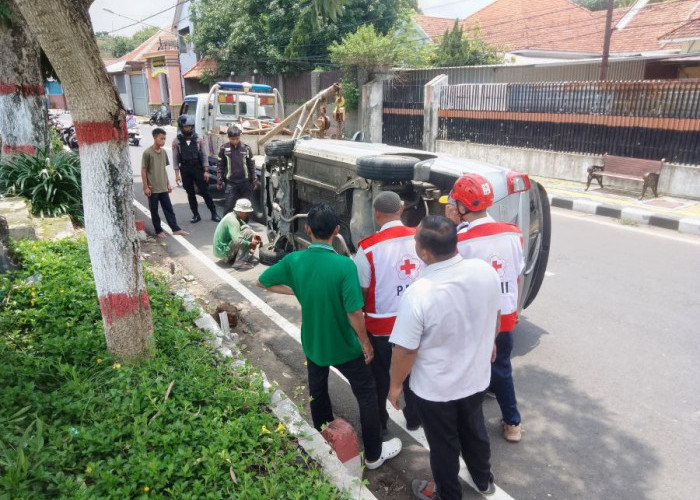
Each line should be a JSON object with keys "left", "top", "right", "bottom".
{"left": 414, "top": 0, "right": 700, "bottom": 56}
{"left": 115, "top": 31, "right": 179, "bottom": 65}
{"left": 605, "top": 0, "right": 699, "bottom": 53}
{"left": 659, "top": 17, "right": 700, "bottom": 44}
{"left": 182, "top": 58, "right": 217, "bottom": 80}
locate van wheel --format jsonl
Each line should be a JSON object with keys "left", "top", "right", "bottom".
{"left": 264, "top": 139, "right": 296, "bottom": 157}
{"left": 259, "top": 243, "right": 287, "bottom": 266}
{"left": 356, "top": 155, "right": 417, "bottom": 182}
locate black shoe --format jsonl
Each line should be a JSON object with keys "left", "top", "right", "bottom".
{"left": 211, "top": 212, "right": 221, "bottom": 222}
{"left": 190, "top": 214, "right": 201, "bottom": 224}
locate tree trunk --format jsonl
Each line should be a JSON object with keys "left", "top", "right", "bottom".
{"left": 0, "top": 3, "right": 48, "bottom": 156}
{"left": 12, "top": 0, "right": 154, "bottom": 359}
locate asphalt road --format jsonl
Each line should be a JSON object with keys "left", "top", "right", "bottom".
{"left": 129, "top": 125, "right": 700, "bottom": 500}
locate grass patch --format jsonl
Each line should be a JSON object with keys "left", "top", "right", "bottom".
{"left": 0, "top": 239, "right": 343, "bottom": 499}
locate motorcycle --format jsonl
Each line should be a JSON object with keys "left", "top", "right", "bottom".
{"left": 61, "top": 125, "right": 78, "bottom": 151}
{"left": 149, "top": 109, "right": 171, "bottom": 126}
{"left": 128, "top": 128, "right": 141, "bottom": 146}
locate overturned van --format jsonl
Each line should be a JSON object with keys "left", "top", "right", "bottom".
{"left": 258, "top": 138, "right": 551, "bottom": 310}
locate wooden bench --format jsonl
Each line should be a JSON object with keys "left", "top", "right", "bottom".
{"left": 586, "top": 154, "right": 664, "bottom": 199}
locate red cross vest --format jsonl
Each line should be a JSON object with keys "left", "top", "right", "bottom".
{"left": 457, "top": 221, "right": 524, "bottom": 332}
{"left": 357, "top": 225, "right": 422, "bottom": 336}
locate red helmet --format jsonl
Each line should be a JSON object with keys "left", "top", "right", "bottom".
{"left": 449, "top": 174, "right": 494, "bottom": 211}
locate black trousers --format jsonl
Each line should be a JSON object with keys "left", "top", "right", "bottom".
{"left": 306, "top": 355, "right": 382, "bottom": 462}
{"left": 415, "top": 391, "right": 492, "bottom": 500}
{"left": 223, "top": 180, "right": 254, "bottom": 215}
{"left": 369, "top": 334, "right": 421, "bottom": 429}
{"left": 148, "top": 192, "right": 180, "bottom": 234}
{"left": 180, "top": 167, "right": 216, "bottom": 216}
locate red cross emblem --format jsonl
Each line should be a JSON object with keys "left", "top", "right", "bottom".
{"left": 396, "top": 256, "right": 420, "bottom": 280}
{"left": 490, "top": 255, "right": 505, "bottom": 278}
{"left": 400, "top": 259, "right": 416, "bottom": 275}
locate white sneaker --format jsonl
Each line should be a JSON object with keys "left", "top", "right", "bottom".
{"left": 365, "top": 438, "right": 402, "bottom": 470}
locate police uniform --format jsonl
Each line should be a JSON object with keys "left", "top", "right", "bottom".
{"left": 172, "top": 133, "right": 217, "bottom": 220}
{"left": 354, "top": 220, "right": 422, "bottom": 431}
{"left": 217, "top": 142, "right": 256, "bottom": 215}
{"left": 457, "top": 214, "right": 524, "bottom": 430}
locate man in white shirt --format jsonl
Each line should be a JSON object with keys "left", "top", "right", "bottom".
{"left": 388, "top": 215, "right": 501, "bottom": 500}
{"left": 354, "top": 191, "right": 422, "bottom": 433}
{"left": 441, "top": 173, "right": 525, "bottom": 443}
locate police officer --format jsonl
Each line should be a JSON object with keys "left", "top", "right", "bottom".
{"left": 172, "top": 115, "right": 220, "bottom": 223}
{"left": 354, "top": 191, "right": 422, "bottom": 433}
{"left": 441, "top": 173, "right": 525, "bottom": 443}
{"left": 217, "top": 126, "right": 256, "bottom": 215}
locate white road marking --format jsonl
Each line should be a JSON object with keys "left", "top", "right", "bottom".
{"left": 545, "top": 271, "right": 556, "bottom": 277}
{"left": 134, "top": 200, "right": 516, "bottom": 500}
{"left": 552, "top": 208, "right": 700, "bottom": 245}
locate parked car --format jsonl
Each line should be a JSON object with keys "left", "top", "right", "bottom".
{"left": 259, "top": 138, "right": 551, "bottom": 309}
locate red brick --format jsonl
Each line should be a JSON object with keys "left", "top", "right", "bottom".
{"left": 321, "top": 418, "right": 359, "bottom": 464}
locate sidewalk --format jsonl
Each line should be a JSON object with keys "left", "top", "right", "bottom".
{"left": 533, "top": 176, "right": 700, "bottom": 235}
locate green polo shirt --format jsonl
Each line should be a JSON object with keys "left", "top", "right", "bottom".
{"left": 258, "top": 242, "right": 364, "bottom": 367}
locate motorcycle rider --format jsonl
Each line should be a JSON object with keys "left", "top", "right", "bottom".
{"left": 172, "top": 114, "right": 221, "bottom": 223}
{"left": 126, "top": 109, "right": 137, "bottom": 129}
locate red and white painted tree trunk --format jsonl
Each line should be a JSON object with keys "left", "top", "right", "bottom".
{"left": 0, "top": 3, "right": 48, "bottom": 156}
{"left": 13, "top": 0, "right": 154, "bottom": 358}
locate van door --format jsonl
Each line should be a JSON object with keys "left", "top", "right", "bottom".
{"left": 521, "top": 181, "right": 551, "bottom": 309}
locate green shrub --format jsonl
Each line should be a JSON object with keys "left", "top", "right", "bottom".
{"left": 0, "top": 149, "right": 83, "bottom": 224}
{"left": 0, "top": 239, "right": 343, "bottom": 499}
{"left": 48, "top": 127, "right": 64, "bottom": 154}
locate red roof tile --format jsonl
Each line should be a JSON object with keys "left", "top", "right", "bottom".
{"left": 414, "top": 14, "right": 458, "bottom": 40}
{"left": 182, "top": 58, "right": 217, "bottom": 79}
{"left": 660, "top": 17, "right": 700, "bottom": 42}
{"left": 115, "top": 31, "right": 179, "bottom": 64}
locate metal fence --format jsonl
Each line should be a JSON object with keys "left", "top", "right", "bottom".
{"left": 382, "top": 80, "right": 426, "bottom": 148}
{"left": 437, "top": 80, "right": 700, "bottom": 164}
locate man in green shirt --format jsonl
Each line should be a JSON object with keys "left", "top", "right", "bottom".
{"left": 141, "top": 128, "right": 187, "bottom": 238}
{"left": 257, "top": 203, "right": 402, "bottom": 470}
{"left": 212, "top": 198, "right": 261, "bottom": 270}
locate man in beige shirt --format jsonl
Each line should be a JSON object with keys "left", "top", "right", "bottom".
{"left": 141, "top": 128, "right": 187, "bottom": 238}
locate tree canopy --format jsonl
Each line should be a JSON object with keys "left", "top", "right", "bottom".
{"left": 190, "top": 0, "right": 413, "bottom": 76}
{"left": 95, "top": 26, "right": 158, "bottom": 59}
{"left": 431, "top": 20, "right": 502, "bottom": 68}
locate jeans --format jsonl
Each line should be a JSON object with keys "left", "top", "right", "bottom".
{"left": 224, "top": 181, "right": 254, "bottom": 215}
{"left": 489, "top": 331, "right": 521, "bottom": 426}
{"left": 369, "top": 334, "right": 421, "bottom": 429}
{"left": 416, "top": 391, "right": 492, "bottom": 500}
{"left": 148, "top": 192, "right": 180, "bottom": 234}
{"left": 180, "top": 167, "right": 217, "bottom": 216}
{"left": 306, "top": 355, "right": 382, "bottom": 462}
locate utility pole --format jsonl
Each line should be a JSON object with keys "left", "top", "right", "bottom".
{"left": 600, "top": 0, "right": 615, "bottom": 81}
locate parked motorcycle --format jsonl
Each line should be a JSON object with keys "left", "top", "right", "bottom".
{"left": 61, "top": 125, "right": 78, "bottom": 151}
{"left": 149, "top": 109, "right": 171, "bottom": 126}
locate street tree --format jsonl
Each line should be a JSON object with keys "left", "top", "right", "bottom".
{"left": 0, "top": 1, "right": 47, "bottom": 156}
{"left": 12, "top": 0, "right": 154, "bottom": 359}
{"left": 432, "top": 20, "right": 502, "bottom": 67}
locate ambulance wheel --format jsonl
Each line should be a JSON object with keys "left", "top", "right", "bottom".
{"left": 356, "top": 155, "right": 417, "bottom": 182}
{"left": 259, "top": 243, "right": 287, "bottom": 266}
{"left": 264, "top": 139, "right": 296, "bottom": 157}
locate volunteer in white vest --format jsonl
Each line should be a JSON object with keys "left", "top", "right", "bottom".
{"left": 388, "top": 215, "right": 501, "bottom": 500}
{"left": 441, "top": 173, "right": 525, "bottom": 443}
{"left": 354, "top": 191, "right": 422, "bottom": 433}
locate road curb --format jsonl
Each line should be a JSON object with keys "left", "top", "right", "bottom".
{"left": 177, "top": 289, "right": 377, "bottom": 500}
{"left": 549, "top": 194, "right": 700, "bottom": 235}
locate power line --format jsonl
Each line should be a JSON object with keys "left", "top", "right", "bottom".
{"left": 105, "top": 0, "right": 189, "bottom": 35}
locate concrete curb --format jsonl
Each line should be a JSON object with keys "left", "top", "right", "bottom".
{"left": 176, "top": 289, "right": 377, "bottom": 500}
{"left": 549, "top": 194, "right": 700, "bottom": 235}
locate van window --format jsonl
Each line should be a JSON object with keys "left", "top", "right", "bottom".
{"left": 239, "top": 96, "right": 256, "bottom": 118}
{"left": 219, "top": 104, "right": 236, "bottom": 115}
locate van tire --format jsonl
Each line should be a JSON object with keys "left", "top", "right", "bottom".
{"left": 264, "top": 139, "right": 296, "bottom": 157}
{"left": 259, "top": 243, "right": 287, "bottom": 266}
{"left": 356, "top": 155, "right": 417, "bottom": 182}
